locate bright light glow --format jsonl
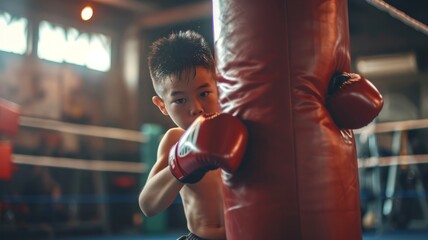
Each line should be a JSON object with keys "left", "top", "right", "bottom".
{"left": 64, "top": 28, "right": 89, "bottom": 65}
{"left": 0, "top": 12, "right": 28, "bottom": 54}
{"left": 81, "top": 6, "right": 93, "bottom": 21}
{"left": 124, "top": 37, "right": 139, "bottom": 90}
{"left": 38, "top": 21, "right": 67, "bottom": 62}
{"left": 37, "top": 20, "right": 111, "bottom": 72}
{"left": 87, "top": 34, "right": 111, "bottom": 72}
{"left": 212, "top": 0, "right": 220, "bottom": 41}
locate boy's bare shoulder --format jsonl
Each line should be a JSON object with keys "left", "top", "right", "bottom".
{"left": 164, "top": 127, "right": 185, "bottom": 138}
{"left": 162, "top": 127, "right": 184, "bottom": 143}
{"left": 147, "top": 127, "right": 185, "bottom": 177}
{"left": 157, "top": 127, "right": 184, "bottom": 155}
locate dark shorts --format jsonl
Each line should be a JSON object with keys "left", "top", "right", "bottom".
{"left": 177, "top": 232, "right": 206, "bottom": 240}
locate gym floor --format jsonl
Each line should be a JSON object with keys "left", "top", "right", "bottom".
{"left": 54, "top": 230, "right": 428, "bottom": 240}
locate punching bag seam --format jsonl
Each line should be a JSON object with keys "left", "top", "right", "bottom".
{"left": 283, "top": 1, "right": 302, "bottom": 239}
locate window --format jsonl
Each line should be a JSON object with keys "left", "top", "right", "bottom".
{"left": 0, "top": 11, "right": 28, "bottom": 55}
{"left": 37, "top": 21, "right": 111, "bottom": 72}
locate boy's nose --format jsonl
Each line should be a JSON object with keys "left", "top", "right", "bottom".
{"left": 190, "top": 101, "right": 204, "bottom": 116}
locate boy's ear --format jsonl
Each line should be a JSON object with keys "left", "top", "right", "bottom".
{"left": 152, "top": 96, "right": 169, "bottom": 116}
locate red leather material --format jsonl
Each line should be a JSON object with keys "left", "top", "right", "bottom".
{"left": 327, "top": 73, "right": 384, "bottom": 129}
{"left": 0, "top": 99, "right": 20, "bottom": 136}
{"left": 214, "top": 0, "right": 362, "bottom": 239}
{"left": 169, "top": 113, "right": 248, "bottom": 183}
{"left": 0, "top": 141, "right": 13, "bottom": 181}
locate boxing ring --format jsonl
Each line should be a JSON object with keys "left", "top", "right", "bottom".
{"left": 1, "top": 112, "right": 158, "bottom": 237}
{"left": 1, "top": 105, "right": 428, "bottom": 238}
{"left": 14, "top": 116, "right": 147, "bottom": 173}
{"left": 355, "top": 119, "right": 428, "bottom": 232}
{"left": 1, "top": 0, "right": 427, "bottom": 238}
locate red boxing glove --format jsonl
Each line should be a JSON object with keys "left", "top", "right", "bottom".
{"left": 0, "top": 99, "right": 20, "bottom": 136}
{"left": 169, "top": 112, "right": 248, "bottom": 184}
{"left": 326, "top": 72, "right": 383, "bottom": 129}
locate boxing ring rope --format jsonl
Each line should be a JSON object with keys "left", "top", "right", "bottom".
{"left": 355, "top": 118, "right": 428, "bottom": 134}
{"left": 12, "top": 154, "right": 147, "bottom": 173}
{"left": 19, "top": 116, "right": 146, "bottom": 143}
{"left": 355, "top": 118, "right": 428, "bottom": 168}
{"left": 13, "top": 116, "right": 149, "bottom": 173}
{"left": 358, "top": 154, "right": 428, "bottom": 168}
{"left": 357, "top": 119, "right": 428, "bottom": 230}
{"left": 13, "top": 116, "right": 428, "bottom": 171}
{"left": 0, "top": 115, "right": 154, "bottom": 234}
{"left": 366, "top": 0, "right": 428, "bottom": 36}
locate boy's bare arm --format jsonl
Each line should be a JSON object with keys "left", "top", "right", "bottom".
{"left": 139, "top": 128, "right": 184, "bottom": 216}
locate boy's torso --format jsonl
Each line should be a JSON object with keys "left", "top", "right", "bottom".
{"left": 180, "top": 169, "right": 226, "bottom": 239}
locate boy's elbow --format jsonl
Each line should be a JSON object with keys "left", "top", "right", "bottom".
{"left": 138, "top": 194, "right": 156, "bottom": 217}
{"left": 140, "top": 206, "right": 156, "bottom": 217}
{"left": 141, "top": 208, "right": 155, "bottom": 217}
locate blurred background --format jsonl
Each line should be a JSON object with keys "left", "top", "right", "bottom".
{"left": 0, "top": 0, "right": 427, "bottom": 239}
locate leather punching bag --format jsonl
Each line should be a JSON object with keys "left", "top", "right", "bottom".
{"left": 214, "top": 0, "right": 362, "bottom": 239}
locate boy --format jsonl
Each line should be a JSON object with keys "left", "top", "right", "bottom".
{"left": 138, "top": 31, "right": 246, "bottom": 240}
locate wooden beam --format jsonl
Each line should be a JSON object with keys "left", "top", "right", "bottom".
{"left": 91, "top": 0, "right": 158, "bottom": 14}
{"left": 138, "top": 1, "right": 212, "bottom": 29}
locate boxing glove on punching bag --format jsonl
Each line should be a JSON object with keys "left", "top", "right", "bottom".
{"left": 326, "top": 72, "right": 383, "bottom": 129}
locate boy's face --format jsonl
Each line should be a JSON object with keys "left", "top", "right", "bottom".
{"left": 152, "top": 67, "right": 220, "bottom": 129}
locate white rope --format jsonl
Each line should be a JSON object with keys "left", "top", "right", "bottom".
{"left": 366, "top": 0, "right": 428, "bottom": 36}
{"left": 17, "top": 116, "right": 428, "bottom": 171}
{"left": 13, "top": 154, "right": 148, "bottom": 173}
{"left": 358, "top": 154, "right": 428, "bottom": 168}
{"left": 354, "top": 118, "right": 428, "bottom": 135}
{"left": 20, "top": 116, "right": 146, "bottom": 143}
{"left": 355, "top": 119, "right": 428, "bottom": 168}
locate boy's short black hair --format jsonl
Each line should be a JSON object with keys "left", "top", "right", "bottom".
{"left": 148, "top": 30, "right": 215, "bottom": 96}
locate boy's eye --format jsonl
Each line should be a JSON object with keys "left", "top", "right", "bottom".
{"left": 200, "top": 91, "right": 211, "bottom": 97}
{"left": 173, "top": 98, "right": 186, "bottom": 104}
